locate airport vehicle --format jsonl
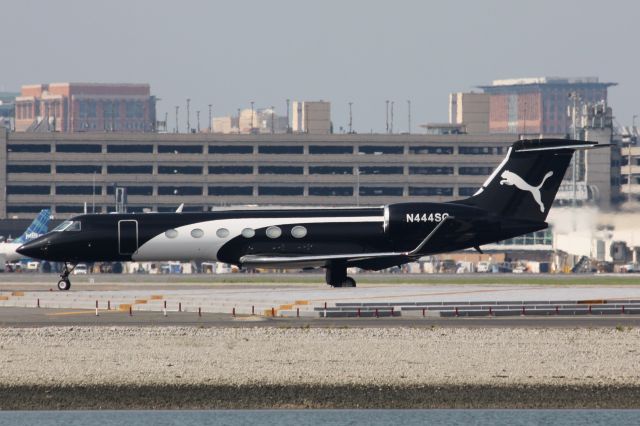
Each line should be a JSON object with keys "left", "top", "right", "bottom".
{"left": 0, "top": 209, "right": 51, "bottom": 263}
{"left": 476, "top": 261, "right": 491, "bottom": 273}
{"left": 72, "top": 264, "right": 88, "bottom": 275}
{"left": 17, "top": 139, "right": 606, "bottom": 290}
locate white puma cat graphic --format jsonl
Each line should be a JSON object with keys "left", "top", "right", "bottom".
{"left": 499, "top": 170, "right": 554, "bottom": 213}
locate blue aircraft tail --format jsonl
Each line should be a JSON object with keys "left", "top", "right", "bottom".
{"left": 13, "top": 209, "right": 51, "bottom": 244}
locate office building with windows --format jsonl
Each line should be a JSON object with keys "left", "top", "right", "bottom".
{"left": 479, "top": 77, "right": 616, "bottom": 135}
{"left": 14, "top": 83, "right": 156, "bottom": 133}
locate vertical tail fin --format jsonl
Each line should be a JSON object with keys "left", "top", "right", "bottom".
{"left": 13, "top": 209, "right": 51, "bottom": 244}
{"left": 456, "top": 139, "right": 608, "bottom": 221}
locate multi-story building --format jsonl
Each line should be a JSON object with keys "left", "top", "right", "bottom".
{"left": 14, "top": 83, "right": 156, "bottom": 133}
{"left": 292, "top": 101, "right": 331, "bottom": 134}
{"left": 213, "top": 108, "right": 288, "bottom": 134}
{"left": 479, "top": 77, "right": 616, "bottom": 135}
{"left": 448, "top": 92, "right": 489, "bottom": 134}
{"left": 0, "top": 92, "right": 17, "bottom": 129}
{"left": 1, "top": 128, "right": 519, "bottom": 219}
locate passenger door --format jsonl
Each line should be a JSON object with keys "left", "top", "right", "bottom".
{"left": 118, "top": 220, "right": 138, "bottom": 255}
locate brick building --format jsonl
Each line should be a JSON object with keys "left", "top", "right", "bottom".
{"left": 14, "top": 83, "right": 156, "bottom": 133}
{"left": 479, "top": 77, "right": 616, "bottom": 135}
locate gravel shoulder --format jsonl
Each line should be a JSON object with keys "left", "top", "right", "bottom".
{"left": 1, "top": 326, "right": 639, "bottom": 408}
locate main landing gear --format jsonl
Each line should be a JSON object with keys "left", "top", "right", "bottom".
{"left": 57, "top": 262, "right": 76, "bottom": 291}
{"left": 325, "top": 262, "right": 356, "bottom": 288}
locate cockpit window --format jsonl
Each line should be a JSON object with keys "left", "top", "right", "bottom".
{"left": 52, "top": 220, "right": 81, "bottom": 232}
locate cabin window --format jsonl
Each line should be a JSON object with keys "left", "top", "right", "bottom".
{"left": 291, "top": 226, "right": 307, "bottom": 238}
{"left": 241, "top": 228, "right": 255, "bottom": 238}
{"left": 266, "top": 226, "right": 282, "bottom": 239}
{"left": 216, "top": 228, "right": 230, "bottom": 238}
{"left": 191, "top": 229, "right": 204, "bottom": 238}
{"left": 165, "top": 229, "right": 178, "bottom": 238}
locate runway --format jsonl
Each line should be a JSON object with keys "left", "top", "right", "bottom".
{"left": 1, "top": 274, "right": 640, "bottom": 326}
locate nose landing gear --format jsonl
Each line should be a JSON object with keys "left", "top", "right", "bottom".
{"left": 57, "top": 262, "right": 76, "bottom": 291}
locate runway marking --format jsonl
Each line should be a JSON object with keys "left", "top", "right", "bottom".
{"left": 47, "top": 310, "right": 120, "bottom": 317}
{"left": 309, "top": 286, "right": 548, "bottom": 303}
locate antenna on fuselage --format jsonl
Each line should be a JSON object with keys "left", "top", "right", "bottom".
{"left": 176, "top": 203, "right": 184, "bottom": 213}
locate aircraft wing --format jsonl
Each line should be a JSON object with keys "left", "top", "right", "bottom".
{"left": 239, "top": 251, "right": 411, "bottom": 269}
{"left": 239, "top": 216, "right": 453, "bottom": 269}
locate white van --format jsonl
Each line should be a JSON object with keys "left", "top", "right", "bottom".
{"left": 476, "top": 261, "right": 490, "bottom": 273}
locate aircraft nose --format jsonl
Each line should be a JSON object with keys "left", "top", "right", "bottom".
{"left": 17, "top": 238, "right": 49, "bottom": 259}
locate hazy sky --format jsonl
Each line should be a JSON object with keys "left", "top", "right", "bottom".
{"left": 3, "top": 0, "right": 638, "bottom": 132}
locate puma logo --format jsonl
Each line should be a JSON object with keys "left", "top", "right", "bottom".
{"left": 499, "top": 170, "right": 554, "bottom": 213}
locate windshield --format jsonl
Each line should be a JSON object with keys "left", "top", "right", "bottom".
{"left": 52, "top": 220, "right": 81, "bottom": 232}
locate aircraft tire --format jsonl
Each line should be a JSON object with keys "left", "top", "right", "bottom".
{"left": 57, "top": 279, "right": 71, "bottom": 291}
{"left": 343, "top": 277, "right": 356, "bottom": 287}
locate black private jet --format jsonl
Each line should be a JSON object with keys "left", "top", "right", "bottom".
{"left": 18, "top": 139, "right": 606, "bottom": 290}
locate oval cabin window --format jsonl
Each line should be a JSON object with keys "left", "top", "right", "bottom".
{"left": 266, "top": 226, "right": 282, "bottom": 239}
{"left": 241, "top": 228, "right": 255, "bottom": 238}
{"left": 216, "top": 228, "right": 230, "bottom": 238}
{"left": 165, "top": 229, "right": 178, "bottom": 239}
{"left": 291, "top": 226, "right": 307, "bottom": 238}
{"left": 191, "top": 228, "right": 204, "bottom": 238}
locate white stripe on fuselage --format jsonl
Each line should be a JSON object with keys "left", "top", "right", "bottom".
{"left": 132, "top": 216, "right": 383, "bottom": 262}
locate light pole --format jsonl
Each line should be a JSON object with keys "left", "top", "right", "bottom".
{"left": 270, "top": 106, "right": 275, "bottom": 134}
{"left": 175, "top": 106, "right": 179, "bottom": 133}
{"left": 407, "top": 100, "right": 411, "bottom": 134}
{"left": 196, "top": 110, "right": 200, "bottom": 133}
{"left": 250, "top": 101, "right": 255, "bottom": 132}
{"left": 629, "top": 114, "right": 638, "bottom": 204}
{"left": 390, "top": 101, "right": 394, "bottom": 134}
{"left": 186, "top": 98, "right": 191, "bottom": 133}
{"left": 348, "top": 102, "right": 353, "bottom": 134}
{"left": 286, "top": 98, "right": 291, "bottom": 133}
{"left": 208, "top": 104, "right": 212, "bottom": 133}
{"left": 385, "top": 100, "right": 389, "bottom": 134}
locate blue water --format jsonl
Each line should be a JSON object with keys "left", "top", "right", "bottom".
{"left": 0, "top": 410, "right": 638, "bottom": 426}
